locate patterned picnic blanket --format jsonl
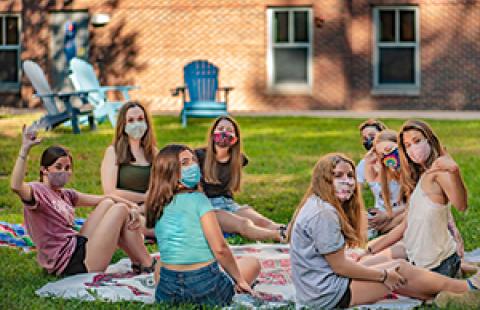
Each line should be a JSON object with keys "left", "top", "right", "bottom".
{"left": 35, "top": 243, "right": 428, "bottom": 309}
{"left": 0, "top": 219, "right": 85, "bottom": 251}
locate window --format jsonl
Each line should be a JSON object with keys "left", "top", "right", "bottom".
{"left": 267, "top": 8, "right": 313, "bottom": 93}
{"left": 373, "top": 7, "right": 419, "bottom": 94}
{"left": 0, "top": 15, "right": 21, "bottom": 90}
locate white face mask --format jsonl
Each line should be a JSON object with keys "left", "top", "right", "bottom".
{"left": 333, "top": 177, "right": 356, "bottom": 202}
{"left": 125, "top": 121, "right": 147, "bottom": 140}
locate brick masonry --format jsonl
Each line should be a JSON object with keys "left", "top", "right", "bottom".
{"left": 1, "top": 0, "right": 479, "bottom": 111}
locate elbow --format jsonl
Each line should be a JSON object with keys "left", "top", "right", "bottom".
{"left": 212, "top": 243, "right": 230, "bottom": 259}
{"left": 331, "top": 264, "right": 348, "bottom": 277}
{"left": 457, "top": 203, "right": 468, "bottom": 212}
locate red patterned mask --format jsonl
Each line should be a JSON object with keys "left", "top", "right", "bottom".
{"left": 213, "top": 130, "right": 238, "bottom": 148}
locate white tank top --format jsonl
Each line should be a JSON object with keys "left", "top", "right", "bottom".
{"left": 403, "top": 175, "right": 456, "bottom": 269}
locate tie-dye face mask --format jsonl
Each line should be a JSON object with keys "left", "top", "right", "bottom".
{"left": 382, "top": 147, "right": 400, "bottom": 170}
{"left": 213, "top": 130, "right": 238, "bottom": 148}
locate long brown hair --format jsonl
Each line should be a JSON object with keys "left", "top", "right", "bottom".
{"left": 204, "top": 116, "right": 243, "bottom": 192}
{"left": 145, "top": 144, "right": 195, "bottom": 228}
{"left": 287, "top": 153, "right": 365, "bottom": 248}
{"left": 114, "top": 102, "right": 156, "bottom": 165}
{"left": 373, "top": 129, "right": 401, "bottom": 215}
{"left": 398, "top": 120, "right": 443, "bottom": 201}
{"left": 39, "top": 145, "right": 73, "bottom": 182}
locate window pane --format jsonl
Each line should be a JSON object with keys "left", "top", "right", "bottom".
{"left": 0, "top": 17, "right": 3, "bottom": 45}
{"left": 274, "top": 12, "right": 289, "bottom": 43}
{"left": 379, "top": 47, "right": 415, "bottom": 84}
{"left": 6, "top": 16, "right": 19, "bottom": 45}
{"left": 400, "top": 11, "right": 415, "bottom": 42}
{"left": 0, "top": 50, "right": 18, "bottom": 82}
{"left": 379, "top": 10, "right": 395, "bottom": 42}
{"left": 274, "top": 47, "right": 308, "bottom": 84}
{"left": 294, "top": 11, "right": 309, "bottom": 42}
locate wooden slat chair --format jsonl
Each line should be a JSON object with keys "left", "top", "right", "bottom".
{"left": 69, "top": 57, "right": 138, "bottom": 127}
{"left": 23, "top": 60, "right": 95, "bottom": 134}
{"left": 171, "top": 60, "right": 233, "bottom": 127}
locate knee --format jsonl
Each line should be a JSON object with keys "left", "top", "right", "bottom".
{"left": 251, "top": 257, "right": 261, "bottom": 275}
{"left": 98, "top": 197, "right": 115, "bottom": 208}
{"left": 110, "top": 202, "right": 130, "bottom": 217}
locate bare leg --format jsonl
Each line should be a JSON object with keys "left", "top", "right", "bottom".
{"left": 216, "top": 210, "right": 281, "bottom": 242}
{"left": 379, "top": 212, "right": 405, "bottom": 234}
{"left": 235, "top": 207, "right": 281, "bottom": 230}
{"left": 117, "top": 221, "right": 152, "bottom": 267}
{"left": 84, "top": 202, "right": 130, "bottom": 271}
{"left": 361, "top": 241, "right": 406, "bottom": 266}
{"left": 350, "top": 260, "right": 469, "bottom": 306}
{"left": 235, "top": 256, "right": 261, "bottom": 285}
{"left": 79, "top": 198, "right": 114, "bottom": 238}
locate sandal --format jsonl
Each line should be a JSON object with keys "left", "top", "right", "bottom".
{"left": 278, "top": 224, "right": 289, "bottom": 243}
{"left": 132, "top": 257, "right": 158, "bottom": 274}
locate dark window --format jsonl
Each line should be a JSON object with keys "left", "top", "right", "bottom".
{"left": 379, "top": 47, "right": 415, "bottom": 84}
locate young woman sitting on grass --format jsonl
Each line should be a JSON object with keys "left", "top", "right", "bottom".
{"left": 101, "top": 101, "right": 157, "bottom": 205}
{"left": 288, "top": 153, "right": 480, "bottom": 309}
{"left": 359, "top": 120, "right": 471, "bottom": 278}
{"left": 146, "top": 144, "right": 259, "bottom": 307}
{"left": 363, "top": 129, "right": 406, "bottom": 235}
{"left": 195, "top": 116, "right": 286, "bottom": 242}
{"left": 100, "top": 102, "right": 157, "bottom": 241}
{"left": 10, "top": 125, "right": 155, "bottom": 276}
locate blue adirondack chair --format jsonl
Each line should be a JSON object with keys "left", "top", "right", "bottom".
{"left": 23, "top": 60, "right": 95, "bottom": 134}
{"left": 69, "top": 57, "right": 138, "bottom": 127}
{"left": 171, "top": 60, "right": 233, "bottom": 127}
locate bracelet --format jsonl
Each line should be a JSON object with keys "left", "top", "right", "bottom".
{"left": 380, "top": 269, "right": 388, "bottom": 283}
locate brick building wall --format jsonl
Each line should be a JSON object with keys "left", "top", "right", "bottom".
{"left": 350, "top": 0, "right": 480, "bottom": 110}
{"left": 0, "top": 0, "right": 478, "bottom": 111}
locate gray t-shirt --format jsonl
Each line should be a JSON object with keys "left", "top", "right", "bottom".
{"left": 291, "top": 195, "right": 349, "bottom": 309}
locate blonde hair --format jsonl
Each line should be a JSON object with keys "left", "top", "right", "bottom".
{"left": 373, "top": 129, "right": 401, "bottom": 215}
{"left": 203, "top": 116, "right": 243, "bottom": 192}
{"left": 287, "top": 153, "right": 365, "bottom": 248}
{"left": 113, "top": 102, "right": 156, "bottom": 165}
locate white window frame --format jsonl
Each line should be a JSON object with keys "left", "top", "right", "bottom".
{"left": 372, "top": 6, "right": 420, "bottom": 95}
{"left": 267, "top": 7, "right": 313, "bottom": 94}
{"left": 0, "top": 13, "right": 22, "bottom": 91}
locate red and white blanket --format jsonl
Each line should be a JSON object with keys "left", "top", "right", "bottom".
{"left": 36, "top": 243, "right": 424, "bottom": 309}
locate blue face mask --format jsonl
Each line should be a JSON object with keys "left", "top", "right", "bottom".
{"left": 180, "top": 163, "right": 201, "bottom": 189}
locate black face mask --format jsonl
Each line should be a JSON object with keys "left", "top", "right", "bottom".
{"left": 363, "top": 137, "right": 374, "bottom": 151}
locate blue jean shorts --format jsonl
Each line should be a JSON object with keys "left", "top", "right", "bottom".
{"left": 155, "top": 261, "right": 235, "bottom": 306}
{"left": 209, "top": 196, "right": 247, "bottom": 213}
{"left": 431, "top": 253, "right": 461, "bottom": 278}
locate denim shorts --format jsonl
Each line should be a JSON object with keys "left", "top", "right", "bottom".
{"left": 431, "top": 253, "right": 461, "bottom": 278}
{"left": 209, "top": 196, "right": 247, "bottom": 213}
{"left": 155, "top": 261, "right": 235, "bottom": 306}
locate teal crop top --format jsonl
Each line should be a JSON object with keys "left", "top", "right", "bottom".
{"left": 154, "top": 192, "right": 215, "bottom": 265}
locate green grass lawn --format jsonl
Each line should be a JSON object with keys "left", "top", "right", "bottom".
{"left": 1, "top": 114, "right": 479, "bottom": 309}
